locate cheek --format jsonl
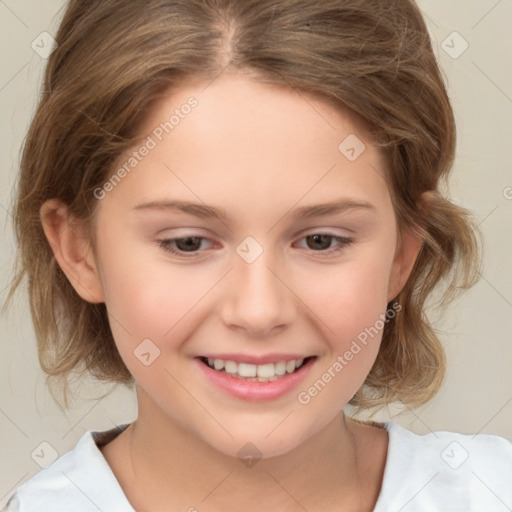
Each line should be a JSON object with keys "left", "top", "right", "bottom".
{"left": 97, "top": 239, "right": 223, "bottom": 367}
{"left": 297, "top": 249, "right": 395, "bottom": 344}
{"left": 291, "top": 254, "right": 396, "bottom": 425}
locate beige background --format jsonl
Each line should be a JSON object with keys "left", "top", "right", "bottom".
{"left": 1, "top": 0, "right": 511, "bottom": 507}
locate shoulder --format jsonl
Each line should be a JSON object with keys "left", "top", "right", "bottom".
{"left": 373, "top": 420, "right": 512, "bottom": 512}
{"left": 3, "top": 424, "right": 134, "bottom": 512}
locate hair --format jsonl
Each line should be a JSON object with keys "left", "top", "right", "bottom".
{"left": 5, "top": 0, "right": 482, "bottom": 411}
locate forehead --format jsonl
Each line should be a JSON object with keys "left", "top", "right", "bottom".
{"left": 102, "top": 72, "right": 391, "bottom": 221}
{"left": 140, "top": 71, "right": 376, "bottom": 154}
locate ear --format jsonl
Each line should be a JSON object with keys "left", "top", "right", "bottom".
{"left": 386, "top": 193, "right": 430, "bottom": 303}
{"left": 40, "top": 199, "right": 105, "bottom": 303}
{"left": 386, "top": 228, "right": 423, "bottom": 302}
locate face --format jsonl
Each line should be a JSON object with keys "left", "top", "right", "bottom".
{"left": 62, "top": 72, "right": 419, "bottom": 459}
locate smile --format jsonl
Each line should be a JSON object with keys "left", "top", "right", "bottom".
{"left": 195, "top": 354, "right": 318, "bottom": 401}
{"left": 198, "top": 356, "right": 314, "bottom": 382}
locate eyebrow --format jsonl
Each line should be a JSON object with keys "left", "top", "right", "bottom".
{"left": 133, "top": 198, "right": 377, "bottom": 221}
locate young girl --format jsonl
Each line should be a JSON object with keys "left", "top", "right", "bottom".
{"left": 3, "top": 0, "right": 511, "bottom": 511}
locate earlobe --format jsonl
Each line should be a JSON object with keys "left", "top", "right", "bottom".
{"left": 40, "top": 199, "right": 105, "bottom": 304}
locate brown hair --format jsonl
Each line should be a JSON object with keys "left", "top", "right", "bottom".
{"left": 5, "top": 0, "right": 482, "bottom": 410}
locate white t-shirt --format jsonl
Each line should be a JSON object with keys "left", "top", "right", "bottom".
{"left": 3, "top": 420, "right": 511, "bottom": 511}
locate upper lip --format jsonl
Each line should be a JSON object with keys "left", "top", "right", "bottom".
{"left": 197, "top": 353, "right": 315, "bottom": 365}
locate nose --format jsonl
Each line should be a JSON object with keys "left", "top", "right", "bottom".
{"left": 220, "top": 244, "right": 297, "bottom": 338}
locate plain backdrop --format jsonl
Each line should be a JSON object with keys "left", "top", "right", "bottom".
{"left": 1, "top": 0, "right": 511, "bottom": 507}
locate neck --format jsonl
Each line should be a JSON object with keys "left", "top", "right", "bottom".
{"left": 116, "top": 389, "right": 373, "bottom": 512}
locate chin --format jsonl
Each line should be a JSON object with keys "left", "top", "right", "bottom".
{"left": 198, "top": 424, "right": 311, "bottom": 463}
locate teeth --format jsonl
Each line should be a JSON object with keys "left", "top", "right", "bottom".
{"left": 224, "top": 360, "right": 237, "bottom": 373}
{"left": 256, "top": 363, "right": 274, "bottom": 378}
{"left": 213, "top": 359, "right": 225, "bottom": 371}
{"left": 238, "top": 362, "right": 257, "bottom": 377}
{"left": 206, "top": 357, "right": 309, "bottom": 379}
{"left": 274, "top": 361, "right": 286, "bottom": 375}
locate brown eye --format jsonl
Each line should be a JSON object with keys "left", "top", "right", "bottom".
{"left": 158, "top": 236, "right": 210, "bottom": 256}
{"left": 296, "top": 233, "right": 353, "bottom": 255}
{"left": 305, "top": 234, "right": 334, "bottom": 250}
{"left": 173, "top": 237, "right": 203, "bottom": 252}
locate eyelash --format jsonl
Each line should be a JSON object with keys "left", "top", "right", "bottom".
{"left": 157, "top": 234, "right": 353, "bottom": 258}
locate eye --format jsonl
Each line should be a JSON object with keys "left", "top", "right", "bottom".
{"left": 157, "top": 233, "right": 353, "bottom": 259}
{"left": 157, "top": 236, "right": 213, "bottom": 257}
{"left": 295, "top": 234, "right": 353, "bottom": 255}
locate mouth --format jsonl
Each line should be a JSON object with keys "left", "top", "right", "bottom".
{"left": 196, "top": 355, "right": 317, "bottom": 382}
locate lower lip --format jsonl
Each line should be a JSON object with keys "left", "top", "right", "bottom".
{"left": 194, "top": 357, "right": 316, "bottom": 401}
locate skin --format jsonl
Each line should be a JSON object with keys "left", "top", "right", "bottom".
{"left": 41, "top": 71, "right": 424, "bottom": 511}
